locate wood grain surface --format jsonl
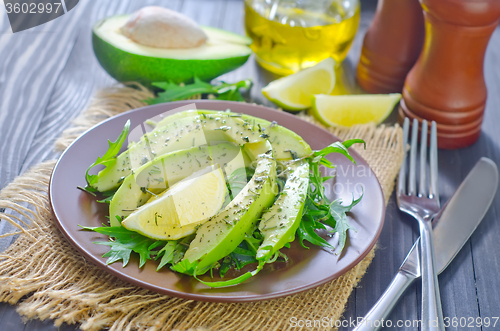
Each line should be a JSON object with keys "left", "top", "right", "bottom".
{"left": 0, "top": 0, "right": 499, "bottom": 330}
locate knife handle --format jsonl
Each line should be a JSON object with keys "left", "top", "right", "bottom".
{"left": 352, "top": 271, "right": 415, "bottom": 331}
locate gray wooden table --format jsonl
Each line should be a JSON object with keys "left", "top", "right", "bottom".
{"left": 1, "top": 0, "right": 499, "bottom": 330}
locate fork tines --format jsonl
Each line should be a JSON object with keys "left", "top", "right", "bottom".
{"left": 398, "top": 118, "right": 439, "bottom": 200}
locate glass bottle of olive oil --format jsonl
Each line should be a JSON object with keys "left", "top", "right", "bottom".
{"left": 245, "top": 0, "right": 360, "bottom": 75}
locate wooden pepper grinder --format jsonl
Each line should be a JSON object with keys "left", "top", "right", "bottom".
{"left": 400, "top": 0, "right": 500, "bottom": 149}
{"left": 357, "top": 0, "right": 425, "bottom": 93}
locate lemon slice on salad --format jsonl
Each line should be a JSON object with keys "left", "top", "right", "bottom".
{"left": 122, "top": 166, "right": 226, "bottom": 240}
{"left": 262, "top": 57, "right": 336, "bottom": 111}
{"left": 311, "top": 93, "right": 401, "bottom": 127}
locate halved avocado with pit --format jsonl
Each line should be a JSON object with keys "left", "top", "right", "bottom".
{"left": 92, "top": 15, "right": 252, "bottom": 86}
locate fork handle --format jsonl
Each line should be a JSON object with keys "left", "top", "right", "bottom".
{"left": 419, "top": 219, "right": 445, "bottom": 331}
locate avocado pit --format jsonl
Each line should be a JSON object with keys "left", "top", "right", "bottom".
{"left": 120, "top": 6, "right": 207, "bottom": 49}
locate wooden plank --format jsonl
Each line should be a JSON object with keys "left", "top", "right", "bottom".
{"left": 343, "top": 2, "right": 494, "bottom": 331}
{"left": 0, "top": 302, "right": 29, "bottom": 330}
{"left": 0, "top": 1, "right": 91, "bottom": 191}
{"left": 0, "top": 0, "right": 127, "bottom": 329}
{"left": 17, "top": 2, "right": 184, "bottom": 174}
{"left": 23, "top": 315, "right": 76, "bottom": 331}
{"left": 181, "top": 0, "right": 226, "bottom": 27}
{"left": 3, "top": 0, "right": 186, "bottom": 178}
{"left": 0, "top": 1, "right": 499, "bottom": 331}
{"left": 18, "top": 0, "right": 134, "bottom": 172}
{"left": 0, "top": 0, "right": 100, "bottom": 253}
{"left": 468, "top": 24, "right": 500, "bottom": 329}
{"left": 0, "top": 1, "right": 182, "bottom": 329}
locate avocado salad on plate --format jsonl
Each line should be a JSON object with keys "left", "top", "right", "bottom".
{"left": 80, "top": 109, "right": 365, "bottom": 287}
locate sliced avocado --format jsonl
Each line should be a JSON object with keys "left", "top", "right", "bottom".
{"left": 197, "top": 110, "right": 312, "bottom": 160}
{"left": 147, "top": 110, "right": 312, "bottom": 161}
{"left": 93, "top": 15, "right": 252, "bottom": 86}
{"left": 256, "top": 160, "right": 310, "bottom": 260}
{"left": 256, "top": 122, "right": 312, "bottom": 161}
{"left": 93, "top": 112, "right": 265, "bottom": 192}
{"left": 173, "top": 150, "right": 277, "bottom": 275}
{"left": 109, "top": 143, "right": 241, "bottom": 226}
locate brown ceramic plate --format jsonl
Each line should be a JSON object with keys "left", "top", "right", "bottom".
{"left": 49, "top": 100, "right": 385, "bottom": 302}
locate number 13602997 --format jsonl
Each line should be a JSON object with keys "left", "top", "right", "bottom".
{"left": 5, "top": 2, "right": 62, "bottom": 14}
{"left": 444, "top": 316, "right": 498, "bottom": 328}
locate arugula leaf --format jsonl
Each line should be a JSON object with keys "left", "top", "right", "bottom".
{"left": 150, "top": 77, "right": 214, "bottom": 103}
{"left": 85, "top": 120, "right": 130, "bottom": 189}
{"left": 312, "top": 139, "right": 365, "bottom": 168}
{"left": 297, "top": 214, "right": 333, "bottom": 250}
{"left": 147, "top": 78, "right": 252, "bottom": 104}
{"left": 296, "top": 139, "right": 365, "bottom": 254}
{"left": 96, "top": 190, "right": 116, "bottom": 204}
{"left": 79, "top": 225, "right": 163, "bottom": 267}
{"left": 172, "top": 235, "right": 194, "bottom": 264}
{"left": 170, "top": 258, "right": 198, "bottom": 274}
{"left": 215, "top": 229, "right": 263, "bottom": 278}
{"left": 77, "top": 185, "right": 97, "bottom": 197}
{"left": 213, "top": 79, "right": 252, "bottom": 101}
{"left": 329, "top": 194, "right": 363, "bottom": 253}
{"left": 219, "top": 256, "right": 233, "bottom": 278}
{"left": 155, "top": 241, "right": 177, "bottom": 271}
{"left": 196, "top": 261, "right": 265, "bottom": 288}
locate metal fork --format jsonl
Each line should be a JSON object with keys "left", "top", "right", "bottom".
{"left": 397, "top": 118, "right": 444, "bottom": 331}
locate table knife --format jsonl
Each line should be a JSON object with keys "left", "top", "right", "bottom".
{"left": 352, "top": 157, "right": 498, "bottom": 331}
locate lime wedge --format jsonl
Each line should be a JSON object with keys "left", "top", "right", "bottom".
{"left": 121, "top": 166, "right": 226, "bottom": 240}
{"left": 311, "top": 93, "right": 401, "bottom": 127}
{"left": 262, "top": 57, "right": 336, "bottom": 111}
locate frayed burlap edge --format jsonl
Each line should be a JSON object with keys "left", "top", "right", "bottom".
{"left": 0, "top": 83, "right": 404, "bottom": 331}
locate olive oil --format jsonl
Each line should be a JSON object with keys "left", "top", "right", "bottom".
{"left": 244, "top": 0, "right": 360, "bottom": 75}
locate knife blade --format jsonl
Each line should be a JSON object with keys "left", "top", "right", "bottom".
{"left": 352, "top": 157, "right": 498, "bottom": 331}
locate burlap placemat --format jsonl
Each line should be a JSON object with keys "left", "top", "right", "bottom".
{"left": 0, "top": 84, "right": 404, "bottom": 331}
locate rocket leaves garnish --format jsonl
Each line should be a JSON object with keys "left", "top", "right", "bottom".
{"left": 330, "top": 195, "right": 363, "bottom": 252}
{"left": 195, "top": 261, "right": 265, "bottom": 288}
{"left": 297, "top": 139, "right": 365, "bottom": 254}
{"left": 79, "top": 224, "right": 162, "bottom": 267}
{"left": 85, "top": 120, "right": 130, "bottom": 189}
{"left": 155, "top": 235, "right": 194, "bottom": 270}
{"left": 219, "top": 229, "right": 264, "bottom": 278}
{"left": 147, "top": 77, "right": 252, "bottom": 104}
{"left": 311, "top": 139, "right": 365, "bottom": 168}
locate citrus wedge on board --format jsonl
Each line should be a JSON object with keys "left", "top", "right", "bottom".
{"left": 121, "top": 166, "right": 226, "bottom": 240}
{"left": 311, "top": 93, "right": 401, "bottom": 127}
{"left": 262, "top": 57, "right": 336, "bottom": 111}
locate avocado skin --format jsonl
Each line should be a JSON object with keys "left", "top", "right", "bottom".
{"left": 92, "top": 32, "right": 251, "bottom": 87}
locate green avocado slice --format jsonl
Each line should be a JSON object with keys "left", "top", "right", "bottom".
{"left": 92, "top": 15, "right": 252, "bottom": 86}
{"left": 93, "top": 111, "right": 265, "bottom": 192}
{"left": 197, "top": 110, "right": 312, "bottom": 160}
{"left": 256, "top": 160, "right": 310, "bottom": 261}
{"left": 172, "top": 150, "right": 277, "bottom": 276}
{"left": 109, "top": 142, "right": 242, "bottom": 226}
